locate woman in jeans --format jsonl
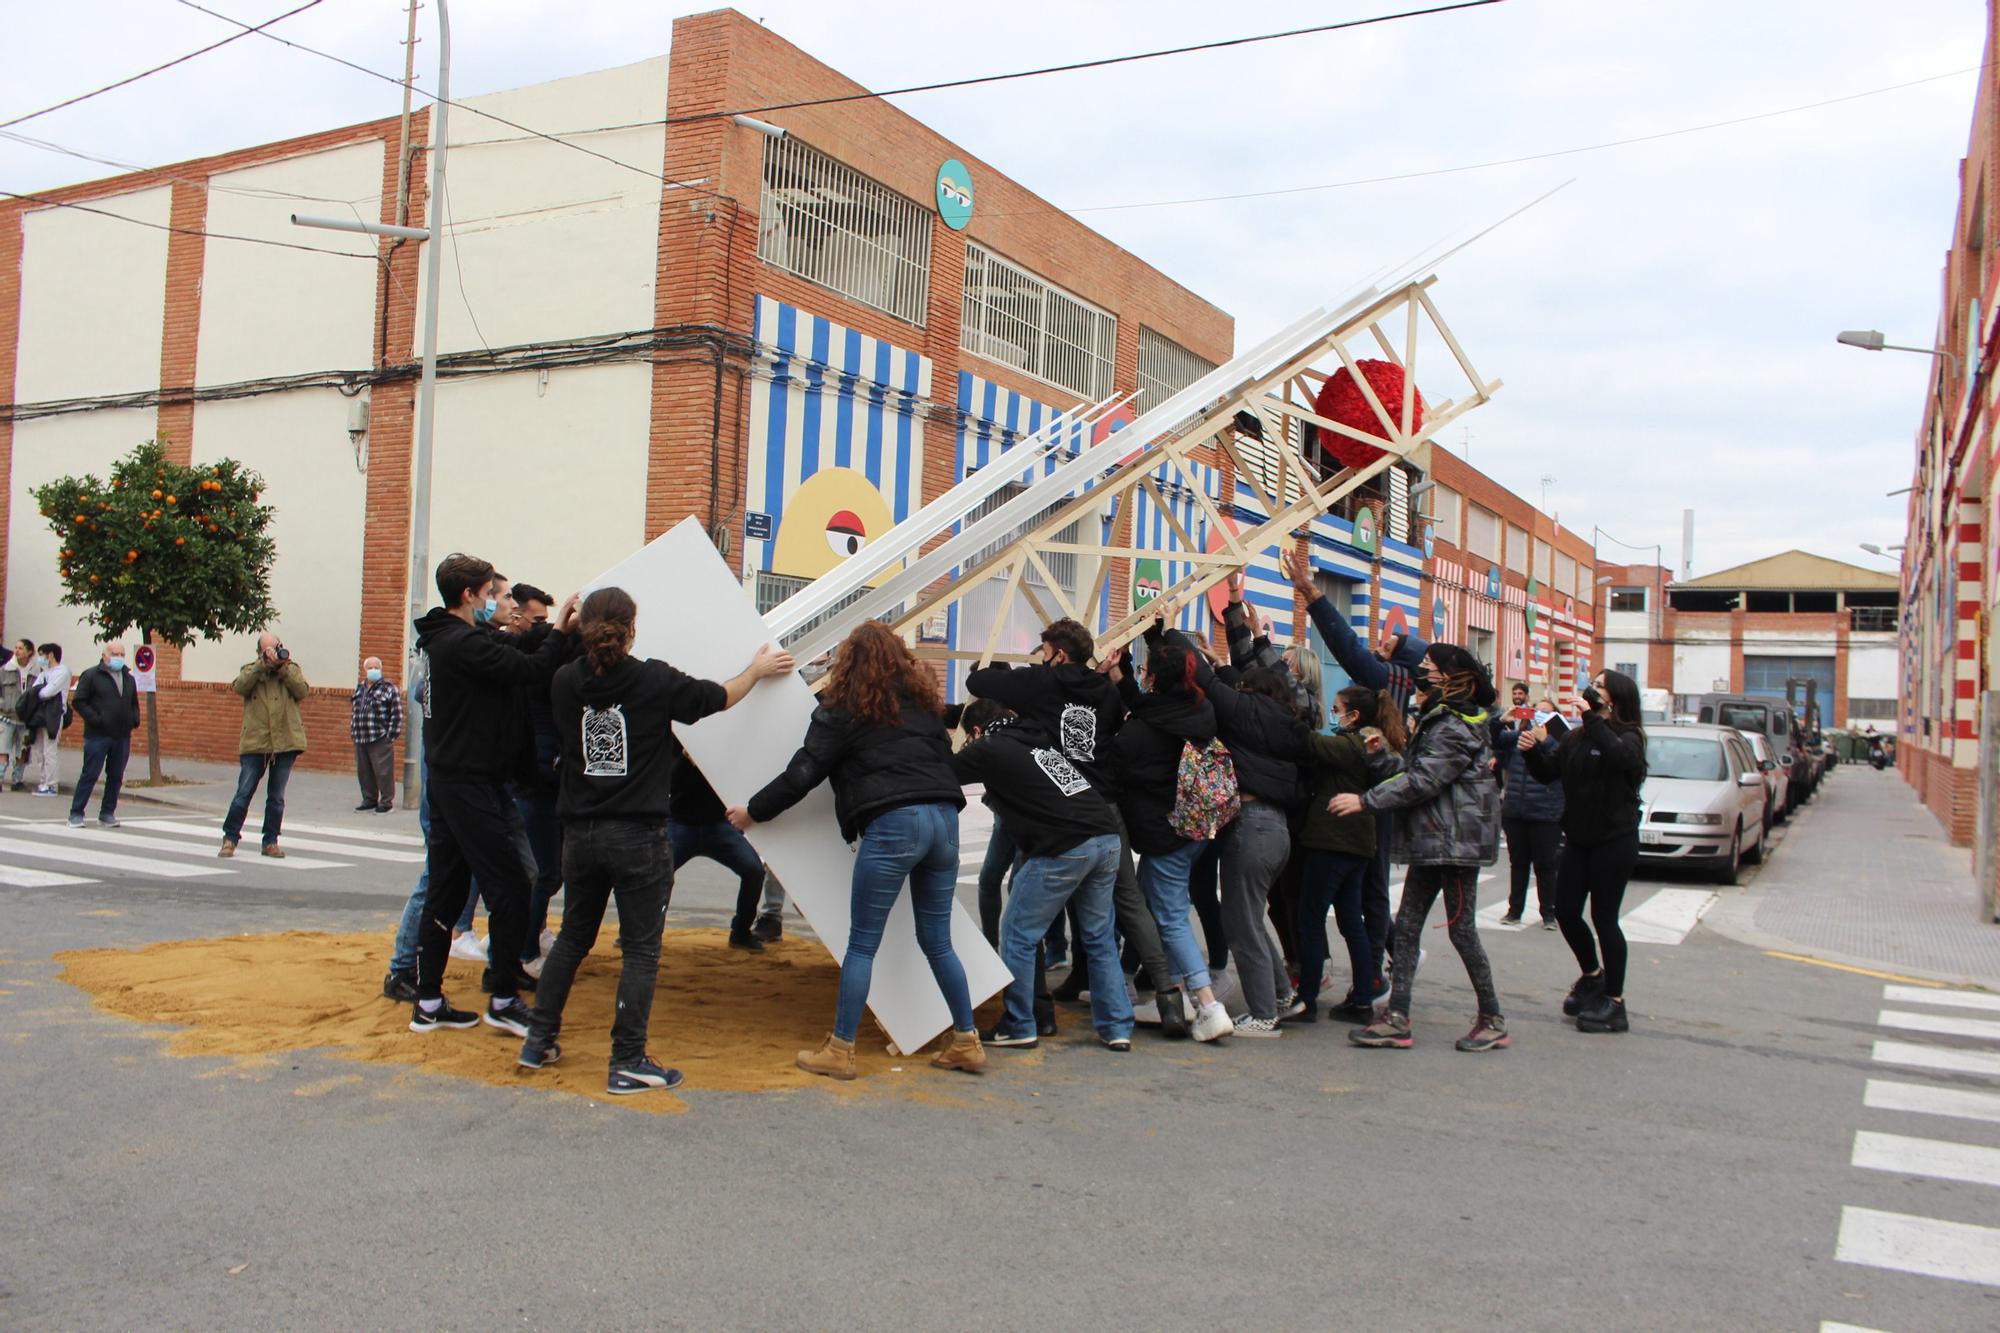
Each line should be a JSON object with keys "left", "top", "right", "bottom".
{"left": 522, "top": 587, "right": 791, "bottom": 1095}
{"left": 1298, "top": 685, "right": 1406, "bottom": 1022}
{"left": 1522, "top": 669, "right": 1647, "bottom": 1033}
{"left": 1330, "top": 643, "right": 1508, "bottom": 1053}
{"left": 1109, "top": 637, "right": 1233, "bottom": 1043}
{"left": 733, "top": 621, "right": 985, "bottom": 1080}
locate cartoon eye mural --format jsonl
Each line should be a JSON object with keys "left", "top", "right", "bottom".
{"left": 825, "top": 510, "right": 866, "bottom": 558}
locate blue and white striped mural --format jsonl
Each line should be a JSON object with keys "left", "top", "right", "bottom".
{"left": 744, "top": 296, "right": 931, "bottom": 581}
{"left": 1125, "top": 458, "right": 1219, "bottom": 639}
{"left": 1231, "top": 479, "right": 1300, "bottom": 644}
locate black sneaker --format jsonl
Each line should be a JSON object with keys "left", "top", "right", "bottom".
{"left": 608, "top": 1056, "right": 684, "bottom": 1095}
{"left": 1562, "top": 973, "right": 1606, "bottom": 1017}
{"left": 518, "top": 1039, "right": 562, "bottom": 1069}
{"left": 1498, "top": 914, "right": 1523, "bottom": 926}
{"left": 382, "top": 970, "right": 418, "bottom": 1003}
{"left": 354, "top": 802, "right": 376, "bottom": 812}
{"left": 1576, "top": 995, "right": 1630, "bottom": 1033}
{"left": 483, "top": 997, "right": 533, "bottom": 1037}
{"left": 727, "top": 927, "right": 766, "bottom": 953}
{"left": 750, "top": 912, "right": 783, "bottom": 943}
{"left": 409, "top": 997, "right": 479, "bottom": 1033}
{"left": 981, "top": 1025, "right": 1039, "bottom": 1049}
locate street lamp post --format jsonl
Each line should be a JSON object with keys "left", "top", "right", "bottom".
{"left": 295, "top": 0, "right": 449, "bottom": 808}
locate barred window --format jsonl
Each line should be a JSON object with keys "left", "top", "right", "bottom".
{"left": 753, "top": 570, "right": 894, "bottom": 650}
{"left": 962, "top": 243, "right": 1116, "bottom": 399}
{"left": 967, "top": 480, "right": 1081, "bottom": 594}
{"left": 757, "top": 136, "right": 932, "bottom": 326}
{"left": 1138, "top": 326, "right": 1216, "bottom": 415}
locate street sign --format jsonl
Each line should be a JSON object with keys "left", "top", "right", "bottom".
{"left": 744, "top": 511, "right": 773, "bottom": 541}
{"left": 131, "top": 644, "right": 156, "bottom": 694}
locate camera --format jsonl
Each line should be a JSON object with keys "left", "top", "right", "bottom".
{"left": 274, "top": 645, "right": 290, "bottom": 663}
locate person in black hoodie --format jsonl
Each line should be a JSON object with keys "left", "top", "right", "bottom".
{"left": 67, "top": 639, "right": 139, "bottom": 828}
{"left": 964, "top": 617, "right": 1179, "bottom": 1032}
{"left": 508, "top": 583, "right": 567, "bottom": 978}
{"left": 517, "top": 585, "right": 791, "bottom": 1094}
{"left": 1110, "top": 635, "right": 1234, "bottom": 1043}
{"left": 732, "top": 620, "right": 985, "bottom": 1081}
{"left": 407, "top": 553, "right": 577, "bottom": 1039}
{"left": 666, "top": 742, "right": 772, "bottom": 952}
{"left": 1522, "top": 668, "right": 1647, "bottom": 1033}
{"left": 950, "top": 698, "right": 1134, "bottom": 1051}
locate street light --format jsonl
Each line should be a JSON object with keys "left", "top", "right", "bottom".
{"left": 1858, "top": 543, "right": 1906, "bottom": 558}
{"left": 1836, "top": 329, "right": 1960, "bottom": 373}
{"left": 294, "top": 0, "right": 450, "bottom": 807}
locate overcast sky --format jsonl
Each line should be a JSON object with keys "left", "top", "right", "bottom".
{"left": 4, "top": 0, "right": 1987, "bottom": 577}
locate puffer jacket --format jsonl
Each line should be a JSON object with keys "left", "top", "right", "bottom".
{"left": 1493, "top": 723, "right": 1565, "bottom": 823}
{"left": 1361, "top": 698, "right": 1501, "bottom": 866}
{"left": 1108, "top": 686, "right": 1218, "bottom": 856}
{"left": 747, "top": 695, "right": 965, "bottom": 843}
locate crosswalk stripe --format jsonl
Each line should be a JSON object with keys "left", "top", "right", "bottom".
{"left": 1819, "top": 1322, "right": 1891, "bottom": 1333}
{"left": 27, "top": 823, "right": 353, "bottom": 871}
{"left": 1836, "top": 1205, "right": 2000, "bottom": 1286}
{"left": 1865, "top": 1079, "right": 2000, "bottom": 1126}
{"left": 1619, "top": 888, "right": 1716, "bottom": 945}
{"left": 1884, "top": 984, "right": 2000, "bottom": 1014}
{"left": 1852, "top": 1129, "right": 2000, "bottom": 1188}
{"left": 1878, "top": 1008, "right": 2000, "bottom": 1043}
{"left": 0, "top": 834, "right": 230, "bottom": 879}
{"left": 120, "top": 820, "right": 422, "bottom": 864}
{"left": 1873, "top": 1040, "right": 2000, "bottom": 1079}
{"left": 0, "top": 865, "right": 97, "bottom": 887}
{"left": 238, "top": 818, "right": 426, "bottom": 848}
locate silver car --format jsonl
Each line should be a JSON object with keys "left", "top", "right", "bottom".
{"left": 1738, "top": 731, "right": 1790, "bottom": 829}
{"left": 1638, "top": 723, "right": 1769, "bottom": 885}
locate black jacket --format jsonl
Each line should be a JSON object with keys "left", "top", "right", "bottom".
{"left": 413, "top": 608, "right": 571, "bottom": 784}
{"left": 1524, "top": 713, "right": 1645, "bottom": 848}
{"left": 1109, "top": 687, "right": 1217, "bottom": 856}
{"left": 949, "top": 717, "right": 1118, "bottom": 858}
{"left": 550, "top": 654, "right": 728, "bottom": 823}
{"left": 72, "top": 664, "right": 138, "bottom": 740}
{"left": 1186, "top": 640, "right": 1307, "bottom": 810}
{"left": 748, "top": 695, "right": 965, "bottom": 842}
{"left": 666, "top": 736, "right": 728, "bottom": 826}
{"left": 1494, "top": 723, "right": 1566, "bottom": 823}
{"left": 963, "top": 661, "right": 1125, "bottom": 797}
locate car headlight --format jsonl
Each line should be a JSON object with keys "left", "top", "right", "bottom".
{"left": 1674, "top": 812, "right": 1725, "bottom": 825}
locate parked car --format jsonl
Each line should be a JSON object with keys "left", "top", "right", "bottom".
{"left": 1640, "top": 723, "right": 1769, "bottom": 885}
{"left": 1698, "top": 696, "right": 1807, "bottom": 815}
{"left": 1737, "top": 730, "right": 1790, "bottom": 827}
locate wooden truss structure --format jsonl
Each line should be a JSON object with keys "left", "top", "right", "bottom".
{"left": 772, "top": 277, "right": 1499, "bottom": 673}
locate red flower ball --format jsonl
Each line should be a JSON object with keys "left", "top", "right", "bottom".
{"left": 1311, "top": 359, "right": 1425, "bottom": 470}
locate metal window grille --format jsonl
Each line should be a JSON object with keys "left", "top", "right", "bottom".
{"left": 965, "top": 480, "right": 1081, "bottom": 593}
{"left": 1232, "top": 428, "right": 1306, "bottom": 510}
{"left": 753, "top": 570, "right": 896, "bottom": 650}
{"left": 757, "top": 136, "right": 933, "bottom": 326}
{"left": 961, "top": 243, "right": 1116, "bottom": 399}
{"left": 1387, "top": 464, "right": 1411, "bottom": 543}
{"left": 1137, "top": 327, "right": 1216, "bottom": 416}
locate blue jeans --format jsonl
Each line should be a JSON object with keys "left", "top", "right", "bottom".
{"left": 222, "top": 751, "right": 298, "bottom": 847}
{"left": 667, "top": 818, "right": 766, "bottom": 932}
{"left": 1138, "top": 837, "right": 1211, "bottom": 992}
{"left": 69, "top": 734, "right": 130, "bottom": 820}
{"left": 1000, "top": 834, "right": 1131, "bottom": 1041}
{"left": 516, "top": 791, "right": 563, "bottom": 961}
{"left": 1299, "top": 848, "right": 1378, "bottom": 1007}
{"left": 833, "top": 802, "right": 973, "bottom": 1043}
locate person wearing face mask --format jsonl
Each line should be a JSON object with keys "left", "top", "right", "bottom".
{"left": 221, "top": 631, "right": 310, "bottom": 859}
{"left": 66, "top": 639, "right": 140, "bottom": 828}
{"left": 1, "top": 638, "right": 33, "bottom": 791}
{"left": 350, "top": 655, "right": 404, "bottom": 814}
{"left": 26, "top": 643, "right": 70, "bottom": 796}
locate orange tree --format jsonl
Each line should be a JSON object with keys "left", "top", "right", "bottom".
{"left": 32, "top": 440, "right": 277, "bottom": 777}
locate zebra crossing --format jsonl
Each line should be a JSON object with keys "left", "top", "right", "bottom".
{"left": 0, "top": 811, "right": 422, "bottom": 887}
{"left": 1825, "top": 982, "right": 2000, "bottom": 1323}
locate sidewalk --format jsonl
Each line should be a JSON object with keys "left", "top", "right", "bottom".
{"left": 94, "top": 754, "right": 425, "bottom": 838}
{"left": 1705, "top": 765, "right": 2000, "bottom": 987}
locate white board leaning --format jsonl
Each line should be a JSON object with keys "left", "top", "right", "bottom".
{"left": 582, "top": 517, "right": 1011, "bottom": 1054}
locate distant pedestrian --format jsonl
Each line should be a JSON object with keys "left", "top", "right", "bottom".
{"left": 66, "top": 640, "right": 139, "bottom": 827}
{"left": 350, "top": 655, "right": 404, "bottom": 813}
{"left": 1, "top": 638, "right": 33, "bottom": 789}
{"left": 26, "top": 643, "right": 69, "bottom": 796}
{"left": 221, "top": 632, "right": 309, "bottom": 858}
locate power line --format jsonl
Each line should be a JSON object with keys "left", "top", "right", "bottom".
{"left": 0, "top": 186, "right": 373, "bottom": 259}
{"left": 675, "top": 1, "right": 1509, "bottom": 124}
{"left": 0, "top": 0, "right": 324, "bottom": 132}
{"left": 0, "top": 127, "right": 380, "bottom": 207}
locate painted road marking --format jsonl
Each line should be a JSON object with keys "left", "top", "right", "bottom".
{"left": 1873, "top": 1040, "right": 2000, "bottom": 1079}
{"left": 1619, "top": 887, "right": 1717, "bottom": 945}
{"left": 28, "top": 823, "right": 352, "bottom": 871}
{"left": 1835, "top": 1206, "right": 2000, "bottom": 1286}
{"left": 120, "top": 820, "right": 421, "bottom": 864}
{"left": 1819, "top": 1323, "right": 1891, "bottom": 1333}
{"left": 1865, "top": 1079, "right": 2000, "bottom": 1126}
{"left": 0, "top": 865, "right": 97, "bottom": 888}
{"left": 1878, "top": 1009, "right": 2000, "bottom": 1043}
{"left": 1884, "top": 984, "right": 2000, "bottom": 1013}
{"left": 1852, "top": 1129, "right": 2000, "bottom": 1188}
{"left": 235, "top": 818, "right": 426, "bottom": 847}
{"left": 0, "top": 835, "right": 230, "bottom": 879}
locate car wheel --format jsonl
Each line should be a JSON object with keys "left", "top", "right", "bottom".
{"left": 1745, "top": 814, "right": 1766, "bottom": 865}
{"left": 1714, "top": 826, "right": 1741, "bottom": 886}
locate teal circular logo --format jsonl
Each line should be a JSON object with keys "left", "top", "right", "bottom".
{"left": 935, "top": 159, "right": 974, "bottom": 231}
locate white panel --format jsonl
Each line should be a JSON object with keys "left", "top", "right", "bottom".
{"left": 1846, "top": 643, "right": 1900, "bottom": 700}
{"left": 422, "top": 364, "right": 650, "bottom": 607}
{"left": 5, "top": 411, "right": 161, "bottom": 650}
{"left": 180, "top": 392, "right": 368, "bottom": 686}
{"left": 16, "top": 187, "right": 171, "bottom": 400}
{"left": 197, "top": 141, "right": 383, "bottom": 382}
{"left": 1673, "top": 642, "right": 1732, "bottom": 696}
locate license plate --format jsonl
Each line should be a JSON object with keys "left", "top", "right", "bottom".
{"left": 1639, "top": 829, "right": 1664, "bottom": 846}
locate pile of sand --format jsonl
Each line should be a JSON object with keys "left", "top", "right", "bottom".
{"left": 58, "top": 928, "right": 1023, "bottom": 1114}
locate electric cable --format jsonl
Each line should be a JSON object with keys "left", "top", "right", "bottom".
{"left": 0, "top": 186, "right": 375, "bottom": 259}
{"left": 0, "top": 127, "right": 381, "bottom": 207}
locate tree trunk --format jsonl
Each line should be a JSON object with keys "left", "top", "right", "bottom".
{"left": 145, "top": 688, "right": 162, "bottom": 785}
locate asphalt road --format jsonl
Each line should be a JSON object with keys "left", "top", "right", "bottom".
{"left": 2, "top": 801, "right": 1996, "bottom": 1330}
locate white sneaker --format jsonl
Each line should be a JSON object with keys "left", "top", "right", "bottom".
{"left": 1232, "top": 1014, "right": 1282, "bottom": 1039}
{"left": 520, "top": 954, "right": 545, "bottom": 981}
{"left": 539, "top": 929, "right": 557, "bottom": 956}
{"left": 1192, "top": 1001, "right": 1235, "bottom": 1042}
{"left": 449, "top": 933, "right": 488, "bottom": 963}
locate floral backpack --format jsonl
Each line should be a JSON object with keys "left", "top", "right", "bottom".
{"left": 1170, "top": 738, "right": 1240, "bottom": 841}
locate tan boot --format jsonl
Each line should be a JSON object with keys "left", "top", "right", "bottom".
{"left": 929, "top": 1028, "right": 986, "bottom": 1074}
{"left": 795, "top": 1033, "right": 856, "bottom": 1081}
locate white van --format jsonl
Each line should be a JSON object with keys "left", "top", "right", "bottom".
{"left": 1640, "top": 688, "right": 1672, "bottom": 724}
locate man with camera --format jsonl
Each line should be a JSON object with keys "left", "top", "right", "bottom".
{"left": 221, "top": 631, "right": 309, "bottom": 858}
